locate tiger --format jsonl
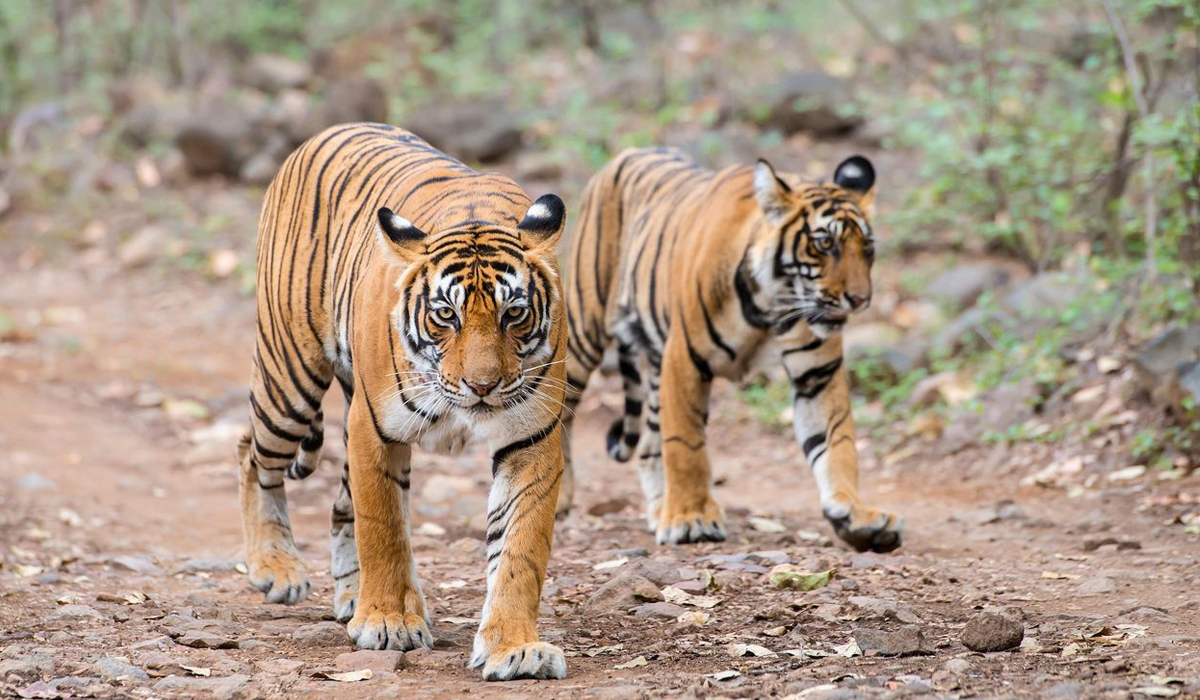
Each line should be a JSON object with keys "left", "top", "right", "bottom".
{"left": 237, "top": 123, "right": 570, "bottom": 681}
{"left": 558, "top": 147, "right": 903, "bottom": 553}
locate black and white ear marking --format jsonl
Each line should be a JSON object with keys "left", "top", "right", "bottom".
{"left": 833, "top": 155, "right": 875, "bottom": 194}
{"left": 377, "top": 207, "right": 426, "bottom": 244}
{"left": 517, "top": 194, "right": 566, "bottom": 239}
{"left": 754, "top": 158, "right": 792, "bottom": 223}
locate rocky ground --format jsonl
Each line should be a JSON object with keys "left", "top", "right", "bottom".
{"left": 1, "top": 170, "right": 1199, "bottom": 700}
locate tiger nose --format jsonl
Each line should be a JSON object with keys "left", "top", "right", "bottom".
{"left": 846, "top": 293, "right": 870, "bottom": 311}
{"left": 465, "top": 379, "right": 498, "bottom": 396}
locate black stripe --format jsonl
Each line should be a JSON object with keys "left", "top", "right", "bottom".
{"left": 792, "top": 357, "right": 843, "bottom": 400}
{"left": 491, "top": 422, "right": 558, "bottom": 477}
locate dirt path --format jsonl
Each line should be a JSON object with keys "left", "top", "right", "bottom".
{"left": 2, "top": 222, "right": 1199, "bottom": 699}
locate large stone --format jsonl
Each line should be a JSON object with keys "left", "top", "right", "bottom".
{"left": 961, "top": 612, "right": 1024, "bottom": 652}
{"left": 242, "top": 54, "right": 311, "bottom": 93}
{"left": 175, "top": 99, "right": 263, "bottom": 177}
{"left": 1133, "top": 324, "right": 1200, "bottom": 411}
{"left": 299, "top": 76, "right": 388, "bottom": 139}
{"left": 405, "top": 99, "right": 524, "bottom": 163}
{"left": 754, "top": 70, "right": 863, "bottom": 137}
{"left": 632, "top": 602, "right": 687, "bottom": 620}
{"left": 925, "top": 262, "right": 1011, "bottom": 310}
{"left": 853, "top": 626, "right": 929, "bottom": 656}
{"left": 587, "top": 574, "right": 663, "bottom": 613}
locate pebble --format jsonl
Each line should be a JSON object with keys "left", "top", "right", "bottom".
{"left": 961, "top": 612, "right": 1024, "bottom": 652}
{"left": 335, "top": 650, "right": 407, "bottom": 672}
{"left": 0, "top": 656, "right": 52, "bottom": 681}
{"left": 94, "top": 657, "right": 149, "bottom": 682}
{"left": 16, "top": 473, "right": 58, "bottom": 491}
{"left": 587, "top": 574, "right": 664, "bottom": 612}
{"left": 141, "top": 653, "right": 186, "bottom": 678}
{"left": 852, "top": 626, "right": 928, "bottom": 656}
{"left": 1117, "top": 607, "right": 1178, "bottom": 624}
{"left": 943, "top": 657, "right": 972, "bottom": 675}
{"left": 631, "top": 602, "right": 688, "bottom": 619}
{"left": 110, "top": 555, "right": 161, "bottom": 574}
{"left": 587, "top": 497, "right": 630, "bottom": 516}
{"left": 1076, "top": 577, "right": 1117, "bottom": 595}
{"left": 292, "top": 621, "right": 348, "bottom": 647}
{"left": 52, "top": 605, "right": 103, "bottom": 620}
{"left": 173, "top": 558, "right": 238, "bottom": 574}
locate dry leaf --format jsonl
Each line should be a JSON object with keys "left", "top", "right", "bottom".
{"left": 593, "top": 557, "right": 628, "bottom": 571}
{"left": 613, "top": 656, "right": 647, "bottom": 670}
{"left": 728, "top": 643, "right": 776, "bottom": 658}
{"left": 833, "top": 639, "right": 862, "bottom": 658}
{"left": 763, "top": 626, "right": 787, "bottom": 637}
{"left": 438, "top": 580, "right": 467, "bottom": 590}
{"left": 708, "top": 670, "right": 741, "bottom": 681}
{"left": 1041, "top": 571, "right": 1080, "bottom": 580}
{"left": 317, "top": 669, "right": 373, "bottom": 682}
{"left": 662, "top": 586, "right": 722, "bottom": 609}
{"left": 748, "top": 517, "right": 786, "bottom": 533}
{"left": 181, "top": 665, "right": 211, "bottom": 677}
{"left": 769, "top": 566, "right": 833, "bottom": 591}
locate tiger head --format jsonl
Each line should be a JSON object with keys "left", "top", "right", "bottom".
{"left": 751, "top": 155, "right": 876, "bottom": 334}
{"left": 375, "top": 195, "right": 566, "bottom": 416}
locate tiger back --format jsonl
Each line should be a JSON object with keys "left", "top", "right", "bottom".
{"left": 238, "top": 123, "right": 571, "bottom": 681}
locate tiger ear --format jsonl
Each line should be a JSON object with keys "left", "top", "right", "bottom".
{"left": 376, "top": 207, "right": 427, "bottom": 263}
{"left": 753, "top": 159, "right": 792, "bottom": 225}
{"left": 517, "top": 194, "right": 566, "bottom": 254}
{"left": 833, "top": 155, "right": 876, "bottom": 213}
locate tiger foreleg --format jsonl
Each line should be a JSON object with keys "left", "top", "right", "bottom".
{"left": 655, "top": 336, "right": 726, "bottom": 545}
{"left": 785, "top": 336, "right": 903, "bottom": 553}
{"left": 344, "top": 405, "right": 431, "bottom": 651}
{"left": 471, "top": 426, "right": 567, "bottom": 681}
{"left": 237, "top": 431, "right": 311, "bottom": 604}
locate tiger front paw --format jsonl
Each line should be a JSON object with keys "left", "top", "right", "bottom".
{"left": 347, "top": 600, "right": 434, "bottom": 651}
{"left": 471, "top": 640, "right": 567, "bottom": 681}
{"left": 655, "top": 497, "right": 726, "bottom": 544}
{"left": 246, "top": 546, "right": 310, "bottom": 605}
{"left": 823, "top": 501, "right": 903, "bottom": 553}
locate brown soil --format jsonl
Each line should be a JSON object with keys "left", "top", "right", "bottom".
{"left": 1, "top": 182, "right": 1198, "bottom": 700}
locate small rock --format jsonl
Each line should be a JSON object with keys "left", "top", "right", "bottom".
{"left": 292, "top": 621, "right": 348, "bottom": 647}
{"left": 587, "top": 574, "right": 664, "bottom": 613}
{"left": 622, "top": 558, "right": 682, "bottom": 587}
{"left": 52, "top": 605, "right": 103, "bottom": 620}
{"left": 588, "top": 497, "right": 630, "bottom": 517}
{"left": 16, "top": 473, "right": 58, "bottom": 491}
{"left": 141, "top": 653, "right": 185, "bottom": 678}
{"left": 632, "top": 602, "right": 687, "bottom": 620}
{"left": 1118, "top": 607, "right": 1178, "bottom": 625}
{"left": 173, "top": 558, "right": 237, "bottom": 574}
{"left": 175, "top": 630, "right": 238, "bottom": 649}
{"left": 335, "top": 650, "right": 406, "bottom": 673}
{"left": 847, "top": 596, "right": 922, "bottom": 624}
{"left": 118, "top": 225, "right": 167, "bottom": 268}
{"left": 110, "top": 555, "right": 160, "bottom": 574}
{"left": 255, "top": 658, "right": 306, "bottom": 674}
{"left": 153, "top": 674, "right": 251, "bottom": 700}
{"left": 852, "top": 626, "right": 928, "bottom": 656}
{"left": 1077, "top": 577, "right": 1117, "bottom": 595}
{"left": 94, "top": 657, "right": 149, "bottom": 682}
{"left": 406, "top": 99, "right": 523, "bottom": 163}
{"left": 961, "top": 612, "right": 1024, "bottom": 652}
{"left": 943, "top": 657, "right": 972, "bottom": 675}
{"left": 420, "top": 474, "right": 474, "bottom": 503}
{"left": 0, "top": 656, "right": 53, "bottom": 681}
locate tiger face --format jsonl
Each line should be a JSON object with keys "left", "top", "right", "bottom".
{"left": 752, "top": 156, "right": 877, "bottom": 334}
{"left": 375, "top": 196, "right": 565, "bottom": 416}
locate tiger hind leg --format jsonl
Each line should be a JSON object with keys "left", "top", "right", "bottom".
{"left": 285, "top": 409, "right": 323, "bottom": 480}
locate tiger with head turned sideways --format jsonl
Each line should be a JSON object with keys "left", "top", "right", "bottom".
{"left": 558, "top": 147, "right": 903, "bottom": 553}
{"left": 238, "top": 123, "right": 570, "bottom": 680}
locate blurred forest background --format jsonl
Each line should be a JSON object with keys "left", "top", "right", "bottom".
{"left": 2, "top": 2, "right": 1200, "bottom": 697}
{"left": 1, "top": 0, "right": 1197, "bottom": 472}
